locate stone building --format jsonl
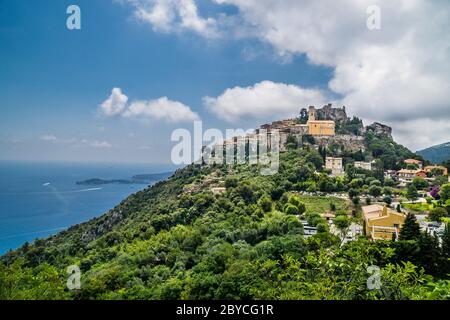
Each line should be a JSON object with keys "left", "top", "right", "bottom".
{"left": 325, "top": 157, "right": 344, "bottom": 176}
{"left": 354, "top": 161, "right": 373, "bottom": 171}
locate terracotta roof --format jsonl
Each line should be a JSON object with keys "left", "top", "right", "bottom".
{"left": 397, "top": 169, "right": 425, "bottom": 175}
{"left": 404, "top": 159, "right": 422, "bottom": 164}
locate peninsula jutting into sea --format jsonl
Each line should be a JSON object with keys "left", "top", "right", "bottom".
{"left": 76, "top": 172, "right": 173, "bottom": 185}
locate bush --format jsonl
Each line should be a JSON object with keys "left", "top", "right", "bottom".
{"left": 284, "top": 204, "right": 300, "bottom": 215}
{"left": 225, "top": 177, "right": 238, "bottom": 189}
{"left": 316, "top": 222, "right": 329, "bottom": 233}
{"left": 429, "top": 207, "right": 448, "bottom": 222}
{"left": 383, "top": 196, "right": 392, "bottom": 206}
{"left": 258, "top": 196, "right": 273, "bottom": 213}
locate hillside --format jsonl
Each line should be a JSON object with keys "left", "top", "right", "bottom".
{"left": 417, "top": 142, "right": 450, "bottom": 164}
{"left": 1, "top": 108, "right": 449, "bottom": 300}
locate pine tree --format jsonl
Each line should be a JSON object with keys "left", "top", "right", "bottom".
{"left": 399, "top": 212, "right": 420, "bottom": 240}
{"left": 418, "top": 231, "right": 441, "bottom": 275}
{"left": 441, "top": 223, "right": 450, "bottom": 274}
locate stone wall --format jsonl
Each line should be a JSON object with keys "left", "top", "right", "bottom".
{"left": 365, "top": 122, "right": 392, "bottom": 138}
{"left": 314, "top": 134, "right": 366, "bottom": 153}
{"left": 316, "top": 103, "right": 348, "bottom": 122}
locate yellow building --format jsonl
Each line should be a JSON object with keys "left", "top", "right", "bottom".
{"left": 424, "top": 165, "right": 448, "bottom": 176}
{"left": 362, "top": 205, "right": 406, "bottom": 240}
{"left": 307, "top": 106, "right": 335, "bottom": 136}
{"left": 308, "top": 120, "right": 335, "bottom": 136}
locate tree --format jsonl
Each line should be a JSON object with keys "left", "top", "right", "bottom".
{"left": 442, "top": 224, "right": 450, "bottom": 274}
{"left": 270, "top": 186, "right": 284, "bottom": 200}
{"left": 429, "top": 207, "right": 447, "bottom": 222}
{"left": 417, "top": 231, "right": 441, "bottom": 275}
{"left": 396, "top": 204, "right": 402, "bottom": 213}
{"left": 348, "top": 188, "right": 359, "bottom": 200}
{"left": 382, "top": 187, "right": 393, "bottom": 196}
{"left": 383, "top": 196, "right": 392, "bottom": 206}
{"left": 399, "top": 213, "right": 421, "bottom": 241}
{"left": 384, "top": 177, "right": 396, "bottom": 187}
{"left": 406, "top": 183, "right": 419, "bottom": 202}
{"left": 258, "top": 196, "right": 272, "bottom": 213}
{"left": 334, "top": 215, "right": 350, "bottom": 242}
{"left": 430, "top": 186, "right": 440, "bottom": 200}
{"left": 284, "top": 204, "right": 299, "bottom": 215}
{"left": 430, "top": 168, "right": 444, "bottom": 177}
{"left": 316, "top": 222, "right": 329, "bottom": 233}
{"left": 439, "top": 183, "right": 450, "bottom": 202}
{"left": 352, "top": 197, "right": 360, "bottom": 206}
{"left": 412, "top": 177, "right": 428, "bottom": 190}
{"left": 368, "top": 185, "right": 382, "bottom": 198}
{"left": 432, "top": 176, "right": 448, "bottom": 187}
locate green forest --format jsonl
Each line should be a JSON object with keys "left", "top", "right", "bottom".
{"left": 1, "top": 132, "right": 449, "bottom": 300}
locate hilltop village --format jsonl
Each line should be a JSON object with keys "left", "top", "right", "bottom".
{"left": 202, "top": 104, "right": 450, "bottom": 242}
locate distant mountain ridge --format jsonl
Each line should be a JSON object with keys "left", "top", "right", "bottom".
{"left": 416, "top": 141, "right": 450, "bottom": 164}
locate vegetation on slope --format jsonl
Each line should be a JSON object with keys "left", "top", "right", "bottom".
{"left": 1, "top": 134, "right": 449, "bottom": 300}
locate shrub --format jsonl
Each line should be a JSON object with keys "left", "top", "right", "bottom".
{"left": 284, "top": 204, "right": 300, "bottom": 215}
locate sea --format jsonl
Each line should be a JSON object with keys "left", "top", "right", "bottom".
{"left": 0, "top": 161, "right": 176, "bottom": 254}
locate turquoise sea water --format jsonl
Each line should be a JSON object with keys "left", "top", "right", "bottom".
{"left": 0, "top": 161, "right": 175, "bottom": 254}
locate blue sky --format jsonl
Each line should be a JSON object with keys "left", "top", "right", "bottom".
{"left": 1, "top": 0, "right": 449, "bottom": 163}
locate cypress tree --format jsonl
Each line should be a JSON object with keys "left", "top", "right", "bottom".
{"left": 418, "top": 231, "right": 441, "bottom": 275}
{"left": 399, "top": 212, "right": 421, "bottom": 240}
{"left": 441, "top": 223, "right": 450, "bottom": 274}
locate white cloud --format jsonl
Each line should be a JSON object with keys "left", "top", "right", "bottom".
{"left": 123, "top": 97, "right": 199, "bottom": 122}
{"left": 119, "top": 0, "right": 450, "bottom": 149}
{"left": 123, "top": 0, "right": 219, "bottom": 38}
{"left": 204, "top": 80, "right": 326, "bottom": 122}
{"left": 387, "top": 118, "right": 450, "bottom": 152}
{"left": 82, "top": 140, "right": 113, "bottom": 149}
{"left": 40, "top": 134, "right": 58, "bottom": 142}
{"left": 99, "top": 88, "right": 128, "bottom": 116}
{"left": 99, "top": 88, "right": 199, "bottom": 123}
{"left": 224, "top": 0, "right": 450, "bottom": 150}
{"left": 40, "top": 135, "right": 113, "bottom": 149}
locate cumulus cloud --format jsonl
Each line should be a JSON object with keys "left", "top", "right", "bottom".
{"left": 81, "top": 140, "right": 113, "bottom": 149}
{"left": 384, "top": 118, "right": 450, "bottom": 152}
{"left": 124, "top": 97, "right": 199, "bottom": 122}
{"left": 40, "top": 134, "right": 58, "bottom": 142}
{"left": 99, "top": 88, "right": 128, "bottom": 116}
{"left": 119, "top": 0, "right": 450, "bottom": 149}
{"left": 204, "top": 81, "right": 326, "bottom": 122}
{"left": 212, "top": 0, "right": 450, "bottom": 122}
{"left": 123, "top": 0, "right": 219, "bottom": 38}
{"left": 99, "top": 88, "right": 199, "bottom": 123}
